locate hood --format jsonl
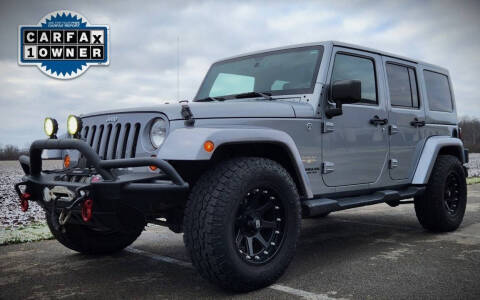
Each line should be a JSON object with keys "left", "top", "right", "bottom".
{"left": 81, "top": 98, "right": 315, "bottom": 120}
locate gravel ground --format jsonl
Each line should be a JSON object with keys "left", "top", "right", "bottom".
{"left": 0, "top": 160, "right": 61, "bottom": 228}
{"left": 1, "top": 154, "right": 479, "bottom": 228}
{"left": 467, "top": 153, "right": 480, "bottom": 177}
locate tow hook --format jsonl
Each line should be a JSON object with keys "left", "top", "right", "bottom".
{"left": 14, "top": 182, "right": 30, "bottom": 212}
{"left": 57, "top": 192, "right": 89, "bottom": 226}
{"left": 81, "top": 199, "right": 93, "bottom": 222}
{"left": 20, "top": 192, "right": 31, "bottom": 212}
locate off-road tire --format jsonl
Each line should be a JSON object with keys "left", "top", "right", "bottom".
{"left": 46, "top": 210, "right": 144, "bottom": 254}
{"left": 183, "top": 157, "right": 301, "bottom": 292}
{"left": 414, "top": 155, "right": 467, "bottom": 232}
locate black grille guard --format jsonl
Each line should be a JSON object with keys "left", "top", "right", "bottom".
{"left": 16, "top": 139, "right": 189, "bottom": 201}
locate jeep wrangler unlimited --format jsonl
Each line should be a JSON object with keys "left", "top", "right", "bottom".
{"left": 15, "top": 41, "right": 468, "bottom": 292}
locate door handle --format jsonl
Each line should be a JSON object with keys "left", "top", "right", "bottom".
{"left": 370, "top": 115, "right": 388, "bottom": 126}
{"left": 410, "top": 118, "right": 426, "bottom": 127}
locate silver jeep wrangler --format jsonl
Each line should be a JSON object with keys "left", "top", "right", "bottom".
{"left": 16, "top": 41, "right": 468, "bottom": 292}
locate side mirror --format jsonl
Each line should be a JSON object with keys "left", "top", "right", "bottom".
{"left": 326, "top": 80, "right": 362, "bottom": 118}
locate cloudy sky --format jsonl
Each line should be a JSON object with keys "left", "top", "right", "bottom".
{"left": 1, "top": 0, "right": 479, "bottom": 147}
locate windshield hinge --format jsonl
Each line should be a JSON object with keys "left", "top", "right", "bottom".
{"left": 180, "top": 102, "right": 195, "bottom": 126}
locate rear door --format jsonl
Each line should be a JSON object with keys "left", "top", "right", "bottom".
{"left": 383, "top": 57, "right": 426, "bottom": 180}
{"left": 322, "top": 48, "right": 389, "bottom": 187}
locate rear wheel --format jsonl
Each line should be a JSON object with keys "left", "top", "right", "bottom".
{"left": 414, "top": 155, "right": 467, "bottom": 232}
{"left": 184, "top": 157, "right": 301, "bottom": 292}
{"left": 46, "top": 208, "right": 144, "bottom": 255}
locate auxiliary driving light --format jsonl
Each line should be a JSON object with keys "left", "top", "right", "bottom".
{"left": 44, "top": 117, "right": 58, "bottom": 138}
{"left": 67, "top": 115, "right": 82, "bottom": 136}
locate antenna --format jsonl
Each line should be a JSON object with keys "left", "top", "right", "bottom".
{"left": 177, "top": 36, "right": 180, "bottom": 101}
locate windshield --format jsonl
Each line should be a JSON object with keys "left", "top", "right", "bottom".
{"left": 194, "top": 46, "right": 324, "bottom": 101}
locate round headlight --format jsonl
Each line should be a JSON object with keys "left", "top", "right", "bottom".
{"left": 150, "top": 118, "right": 168, "bottom": 148}
{"left": 67, "top": 115, "right": 82, "bottom": 136}
{"left": 44, "top": 117, "right": 58, "bottom": 138}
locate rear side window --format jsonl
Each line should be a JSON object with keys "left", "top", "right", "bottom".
{"left": 331, "top": 53, "right": 377, "bottom": 104}
{"left": 386, "top": 63, "right": 419, "bottom": 108}
{"left": 423, "top": 70, "right": 453, "bottom": 112}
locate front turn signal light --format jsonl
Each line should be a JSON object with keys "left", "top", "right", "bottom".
{"left": 64, "top": 155, "right": 70, "bottom": 168}
{"left": 204, "top": 140, "right": 214, "bottom": 152}
{"left": 149, "top": 155, "right": 158, "bottom": 171}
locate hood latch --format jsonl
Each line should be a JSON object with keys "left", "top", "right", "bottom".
{"left": 180, "top": 101, "right": 195, "bottom": 126}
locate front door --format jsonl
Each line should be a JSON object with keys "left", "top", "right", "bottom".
{"left": 383, "top": 58, "right": 426, "bottom": 180}
{"left": 322, "top": 48, "right": 389, "bottom": 187}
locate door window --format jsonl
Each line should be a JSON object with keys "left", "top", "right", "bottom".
{"left": 331, "top": 53, "right": 377, "bottom": 104}
{"left": 386, "top": 63, "right": 420, "bottom": 108}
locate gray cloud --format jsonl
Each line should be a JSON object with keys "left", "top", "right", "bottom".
{"left": 1, "top": 0, "right": 480, "bottom": 147}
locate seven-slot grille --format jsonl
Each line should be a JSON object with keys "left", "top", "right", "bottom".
{"left": 81, "top": 122, "right": 141, "bottom": 159}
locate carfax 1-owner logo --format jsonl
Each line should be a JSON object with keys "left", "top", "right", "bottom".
{"left": 18, "top": 10, "right": 109, "bottom": 79}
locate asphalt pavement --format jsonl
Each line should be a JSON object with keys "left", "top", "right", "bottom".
{"left": 1, "top": 185, "right": 480, "bottom": 299}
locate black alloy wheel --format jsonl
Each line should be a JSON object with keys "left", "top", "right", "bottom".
{"left": 444, "top": 172, "right": 461, "bottom": 216}
{"left": 234, "top": 187, "right": 285, "bottom": 264}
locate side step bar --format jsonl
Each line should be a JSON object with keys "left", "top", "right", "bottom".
{"left": 302, "top": 186, "right": 425, "bottom": 217}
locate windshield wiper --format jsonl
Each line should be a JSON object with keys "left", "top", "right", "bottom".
{"left": 195, "top": 96, "right": 225, "bottom": 102}
{"left": 196, "top": 91, "right": 275, "bottom": 102}
{"left": 233, "top": 91, "right": 274, "bottom": 100}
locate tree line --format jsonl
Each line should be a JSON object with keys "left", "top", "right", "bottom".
{"left": 459, "top": 117, "right": 480, "bottom": 153}
{"left": 0, "top": 145, "right": 29, "bottom": 160}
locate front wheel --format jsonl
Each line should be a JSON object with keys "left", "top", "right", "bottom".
{"left": 183, "top": 157, "right": 301, "bottom": 292}
{"left": 414, "top": 155, "right": 467, "bottom": 232}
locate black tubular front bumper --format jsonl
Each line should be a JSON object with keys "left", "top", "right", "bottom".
{"left": 15, "top": 139, "right": 189, "bottom": 225}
